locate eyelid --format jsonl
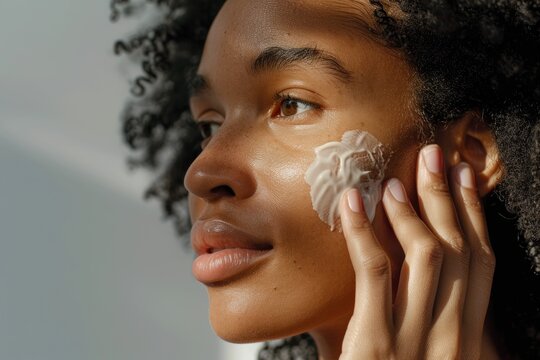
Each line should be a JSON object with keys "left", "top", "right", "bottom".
{"left": 273, "top": 92, "right": 321, "bottom": 108}
{"left": 196, "top": 120, "right": 221, "bottom": 140}
{"left": 192, "top": 109, "right": 223, "bottom": 144}
{"left": 193, "top": 108, "right": 224, "bottom": 122}
{"left": 272, "top": 92, "right": 322, "bottom": 119}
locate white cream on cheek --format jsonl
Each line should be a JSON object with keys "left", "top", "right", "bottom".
{"left": 304, "top": 130, "right": 389, "bottom": 231}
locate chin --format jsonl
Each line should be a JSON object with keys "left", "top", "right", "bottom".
{"left": 209, "top": 314, "right": 273, "bottom": 344}
{"left": 206, "top": 285, "right": 315, "bottom": 344}
{"left": 209, "top": 307, "right": 292, "bottom": 344}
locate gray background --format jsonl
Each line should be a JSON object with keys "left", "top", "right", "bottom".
{"left": 0, "top": 0, "right": 261, "bottom": 359}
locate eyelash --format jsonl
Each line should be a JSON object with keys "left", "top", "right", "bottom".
{"left": 272, "top": 92, "right": 321, "bottom": 118}
{"left": 196, "top": 121, "right": 219, "bottom": 143}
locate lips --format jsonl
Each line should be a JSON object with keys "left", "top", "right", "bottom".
{"left": 191, "top": 219, "right": 273, "bottom": 284}
{"left": 191, "top": 219, "right": 273, "bottom": 255}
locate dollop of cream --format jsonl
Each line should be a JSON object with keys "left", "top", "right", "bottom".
{"left": 304, "top": 130, "right": 388, "bottom": 231}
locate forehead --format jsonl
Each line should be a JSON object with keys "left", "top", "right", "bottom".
{"left": 199, "top": 0, "right": 383, "bottom": 69}
{"left": 216, "top": 0, "right": 377, "bottom": 35}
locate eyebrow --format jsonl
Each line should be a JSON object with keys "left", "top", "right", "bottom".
{"left": 189, "top": 45, "right": 354, "bottom": 98}
{"left": 251, "top": 46, "right": 353, "bottom": 83}
{"left": 188, "top": 69, "right": 209, "bottom": 98}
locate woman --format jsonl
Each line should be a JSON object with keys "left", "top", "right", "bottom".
{"left": 112, "top": 0, "right": 540, "bottom": 358}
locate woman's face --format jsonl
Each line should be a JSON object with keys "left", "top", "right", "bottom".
{"left": 185, "top": 0, "right": 421, "bottom": 343}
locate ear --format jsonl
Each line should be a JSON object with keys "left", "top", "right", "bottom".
{"left": 435, "top": 112, "right": 504, "bottom": 197}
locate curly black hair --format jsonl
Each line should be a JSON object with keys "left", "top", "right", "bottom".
{"left": 111, "top": 0, "right": 540, "bottom": 358}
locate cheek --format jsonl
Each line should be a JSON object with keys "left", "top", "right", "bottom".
{"left": 252, "top": 133, "right": 359, "bottom": 280}
{"left": 250, "top": 135, "right": 315, "bottom": 222}
{"left": 305, "top": 130, "right": 388, "bottom": 231}
{"left": 260, "top": 145, "right": 357, "bottom": 302}
{"left": 384, "top": 142, "right": 420, "bottom": 206}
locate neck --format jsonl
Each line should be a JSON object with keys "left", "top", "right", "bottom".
{"left": 309, "top": 314, "right": 350, "bottom": 360}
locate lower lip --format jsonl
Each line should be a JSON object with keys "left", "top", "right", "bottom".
{"left": 192, "top": 248, "right": 272, "bottom": 284}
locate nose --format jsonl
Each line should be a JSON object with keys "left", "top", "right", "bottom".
{"left": 183, "top": 136, "right": 257, "bottom": 202}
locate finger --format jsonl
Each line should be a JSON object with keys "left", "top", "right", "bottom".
{"left": 339, "top": 189, "right": 393, "bottom": 356}
{"left": 382, "top": 178, "right": 443, "bottom": 358}
{"left": 417, "top": 145, "right": 470, "bottom": 356}
{"left": 451, "top": 162, "right": 496, "bottom": 359}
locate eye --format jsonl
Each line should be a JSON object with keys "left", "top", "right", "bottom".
{"left": 197, "top": 121, "right": 220, "bottom": 142}
{"left": 276, "top": 95, "right": 319, "bottom": 118}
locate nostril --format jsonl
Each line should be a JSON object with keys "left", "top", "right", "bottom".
{"left": 210, "top": 185, "right": 235, "bottom": 197}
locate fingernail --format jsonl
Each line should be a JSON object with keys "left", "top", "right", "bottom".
{"left": 347, "top": 189, "right": 362, "bottom": 213}
{"left": 387, "top": 178, "right": 407, "bottom": 203}
{"left": 422, "top": 145, "right": 443, "bottom": 174}
{"left": 455, "top": 162, "right": 475, "bottom": 189}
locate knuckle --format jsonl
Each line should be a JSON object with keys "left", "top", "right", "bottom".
{"left": 373, "top": 341, "right": 395, "bottom": 359}
{"left": 450, "top": 246, "right": 471, "bottom": 269}
{"left": 390, "top": 208, "right": 420, "bottom": 233}
{"left": 462, "top": 196, "right": 483, "bottom": 214}
{"left": 424, "top": 179, "right": 451, "bottom": 198}
{"left": 351, "top": 216, "right": 372, "bottom": 231}
{"left": 413, "top": 241, "right": 444, "bottom": 268}
{"left": 472, "top": 247, "right": 497, "bottom": 274}
{"left": 363, "top": 342, "right": 394, "bottom": 359}
{"left": 359, "top": 252, "right": 391, "bottom": 277}
{"left": 446, "top": 232, "right": 470, "bottom": 259}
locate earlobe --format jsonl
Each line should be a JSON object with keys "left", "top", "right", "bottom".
{"left": 436, "top": 112, "right": 504, "bottom": 197}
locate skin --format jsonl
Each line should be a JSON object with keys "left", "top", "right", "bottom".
{"left": 184, "top": 0, "right": 503, "bottom": 358}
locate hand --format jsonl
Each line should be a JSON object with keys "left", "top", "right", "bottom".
{"left": 338, "top": 144, "right": 496, "bottom": 359}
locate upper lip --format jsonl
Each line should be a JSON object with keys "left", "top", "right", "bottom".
{"left": 191, "top": 219, "right": 273, "bottom": 256}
